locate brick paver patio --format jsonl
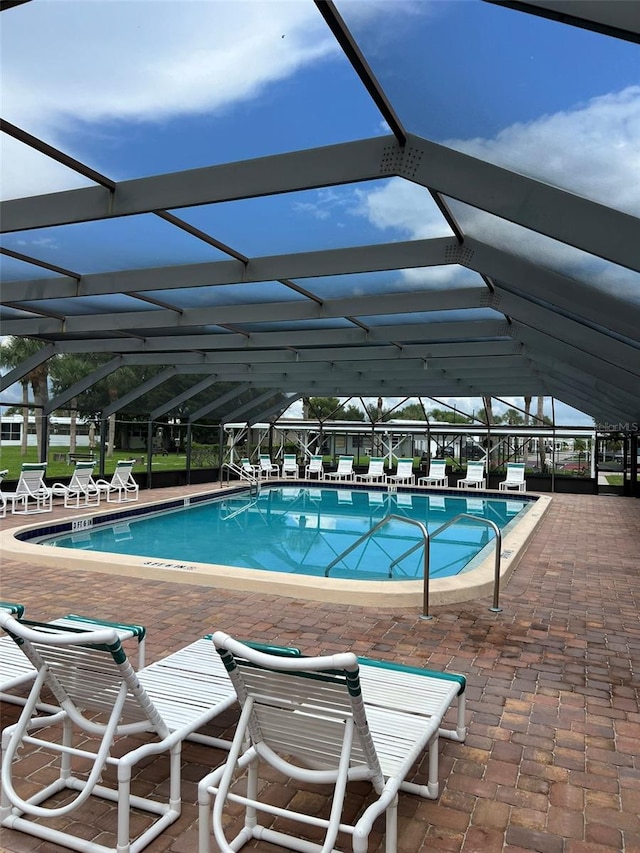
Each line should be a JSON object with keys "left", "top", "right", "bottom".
{"left": 0, "top": 486, "right": 638, "bottom": 852}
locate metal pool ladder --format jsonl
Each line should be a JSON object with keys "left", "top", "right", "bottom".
{"left": 324, "top": 513, "right": 502, "bottom": 619}
{"left": 221, "top": 462, "right": 261, "bottom": 495}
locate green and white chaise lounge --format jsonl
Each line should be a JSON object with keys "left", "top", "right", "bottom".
{"left": 0, "top": 614, "right": 237, "bottom": 853}
{"left": 3, "top": 463, "right": 52, "bottom": 514}
{"left": 0, "top": 607, "right": 146, "bottom": 711}
{"left": 281, "top": 453, "right": 299, "bottom": 479}
{"left": 499, "top": 462, "right": 527, "bottom": 491}
{"left": 198, "top": 632, "right": 466, "bottom": 853}
{"left": 324, "top": 455, "right": 354, "bottom": 482}
{"left": 50, "top": 459, "right": 101, "bottom": 508}
{"left": 95, "top": 459, "right": 139, "bottom": 503}
{"left": 303, "top": 454, "right": 324, "bottom": 479}
{"left": 418, "top": 459, "right": 449, "bottom": 488}
{"left": 354, "top": 456, "right": 386, "bottom": 483}
{"left": 457, "top": 460, "right": 487, "bottom": 489}
{"left": 386, "top": 457, "right": 415, "bottom": 486}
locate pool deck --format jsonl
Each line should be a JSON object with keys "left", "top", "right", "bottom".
{"left": 1, "top": 483, "right": 639, "bottom": 852}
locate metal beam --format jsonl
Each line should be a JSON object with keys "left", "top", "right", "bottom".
{"left": 2, "top": 133, "right": 636, "bottom": 272}
{"left": 404, "top": 133, "right": 639, "bottom": 272}
{"left": 0, "top": 285, "right": 489, "bottom": 336}
{"left": 488, "top": 291, "right": 640, "bottom": 374}
{"left": 313, "top": 0, "right": 407, "bottom": 144}
{"left": 43, "top": 357, "right": 124, "bottom": 414}
{"left": 0, "top": 237, "right": 458, "bottom": 301}
{"left": 248, "top": 393, "right": 302, "bottom": 426}
{"left": 149, "top": 374, "right": 221, "bottom": 420}
{"left": 464, "top": 237, "right": 640, "bottom": 343}
{"left": 187, "top": 384, "right": 253, "bottom": 423}
{"left": 486, "top": 1, "right": 640, "bottom": 44}
{"left": 101, "top": 367, "right": 177, "bottom": 418}
{"left": 0, "top": 343, "right": 56, "bottom": 392}
{"left": 223, "top": 391, "right": 282, "bottom": 425}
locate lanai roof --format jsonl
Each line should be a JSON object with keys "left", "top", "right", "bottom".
{"left": 1, "top": 0, "right": 638, "bottom": 428}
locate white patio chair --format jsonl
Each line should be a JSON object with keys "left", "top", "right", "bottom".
{"left": 0, "top": 609, "right": 146, "bottom": 711}
{"left": 0, "top": 614, "right": 238, "bottom": 853}
{"left": 457, "top": 461, "right": 486, "bottom": 489}
{"left": 281, "top": 454, "right": 299, "bottom": 479}
{"left": 95, "top": 459, "right": 139, "bottom": 503}
{"left": 0, "top": 602, "right": 34, "bottom": 703}
{"left": 354, "top": 456, "right": 386, "bottom": 483}
{"left": 239, "top": 457, "right": 258, "bottom": 480}
{"left": 50, "top": 460, "right": 100, "bottom": 508}
{"left": 324, "top": 455, "right": 354, "bottom": 481}
{"left": 499, "top": 462, "right": 527, "bottom": 491}
{"left": 258, "top": 454, "right": 279, "bottom": 479}
{"left": 386, "top": 457, "right": 415, "bottom": 485}
{"left": 198, "top": 632, "right": 466, "bottom": 853}
{"left": 3, "top": 463, "right": 52, "bottom": 514}
{"left": 303, "top": 454, "right": 324, "bottom": 479}
{"left": 418, "top": 459, "right": 449, "bottom": 488}
{"left": 0, "top": 468, "right": 7, "bottom": 518}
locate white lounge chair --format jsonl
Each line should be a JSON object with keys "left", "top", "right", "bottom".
{"left": 50, "top": 460, "right": 100, "bottom": 508}
{"left": 95, "top": 459, "right": 139, "bottom": 503}
{"left": 239, "top": 457, "right": 258, "bottom": 480}
{"left": 198, "top": 632, "right": 467, "bottom": 853}
{"left": 499, "top": 462, "right": 527, "bottom": 491}
{"left": 324, "top": 455, "right": 354, "bottom": 481}
{"left": 0, "top": 602, "right": 33, "bottom": 703}
{"left": 303, "top": 454, "right": 324, "bottom": 479}
{"left": 418, "top": 459, "right": 449, "bottom": 488}
{"left": 386, "top": 457, "right": 415, "bottom": 485}
{"left": 354, "top": 456, "right": 385, "bottom": 483}
{"left": 0, "top": 608, "right": 146, "bottom": 712}
{"left": 0, "top": 614, "right": 237, "bottom": 853}
{"left": 0, "top": 469, "right": 7, "bottom": 518}
{"left": 258, "top": 454, "right": 279, "bottom": 479}
{"left": 3, "top": 463, "right": 52, "bottom": 514}
{"left": 281, "top": 454, "right": 298, "bottom": 479}
{"left": 457, "top": 461, "right": 486, "bottom": 489}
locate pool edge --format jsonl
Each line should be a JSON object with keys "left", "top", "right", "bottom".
{"left": 0, "top": 488, "right": 552, "bottom": 609}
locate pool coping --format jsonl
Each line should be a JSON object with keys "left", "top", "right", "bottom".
{"left": 0, "top": 483, "right": 552, "bottom": 609}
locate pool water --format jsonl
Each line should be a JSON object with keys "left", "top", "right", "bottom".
{"left": 44, "top": 486, "right": 528, "bottom": 581}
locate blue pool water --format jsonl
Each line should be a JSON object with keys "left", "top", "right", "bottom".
{"left": 42, "top": 487, "right": 529, "bottom": 581}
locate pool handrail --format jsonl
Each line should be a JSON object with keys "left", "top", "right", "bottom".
{"left": 221, "top": 461, "right": 260, "bottom": 493}
{"left": 325, "top": 512, "right": 502, "bottom": 619}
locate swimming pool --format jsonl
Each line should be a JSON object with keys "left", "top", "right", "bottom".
{"left": 4, "top": 484, "right": 550, "bottom": 607}
{"left": 35, "top": 486, "right": 528, "bottom": 581}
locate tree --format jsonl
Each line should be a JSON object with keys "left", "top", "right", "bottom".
{"left": 394, "top": 403, "right": 426, "bottom": 420}
{"left": 504, "top": 408, "right": 525, "bottom": 425}
{"left": 304, "top": 397, "right": 364, "bottom": 421}
{"left": 342, "top": 404, "right": 365, "bottom": 421}
{"left": 49, "top": 353, "right": 89, "bottom": 454}
{"left": 427, "top": 408, "right": 472, "bottom": 425}
{"left": 0, "top": 337, "right": 50, "bottom": 458}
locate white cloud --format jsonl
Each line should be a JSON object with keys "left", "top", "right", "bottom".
{"left": 354, "top": 87, "right": 640, "bottom": 300}
{"left": 0, "top": 1, "right": 335, "bottom": 199}
{"left": 450, "top": 86, "right": 640, "bottom": 218}
{"left": 2, "top": 2, "right": 333, "bottom": 128}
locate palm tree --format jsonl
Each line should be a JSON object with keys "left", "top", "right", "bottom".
{"left": 0, "top": 337, "right": 50, "bottom": 458}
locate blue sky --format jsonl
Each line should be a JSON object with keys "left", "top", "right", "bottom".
{"left": 2, "top": 0, "right": 637, "bottom": 425}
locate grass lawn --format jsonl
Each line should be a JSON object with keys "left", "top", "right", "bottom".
{"left": 0, "top": 446, "right": 198, "bottom": 479}
{"left": 605, "top": 474, "right": 624, "bottom": 486}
